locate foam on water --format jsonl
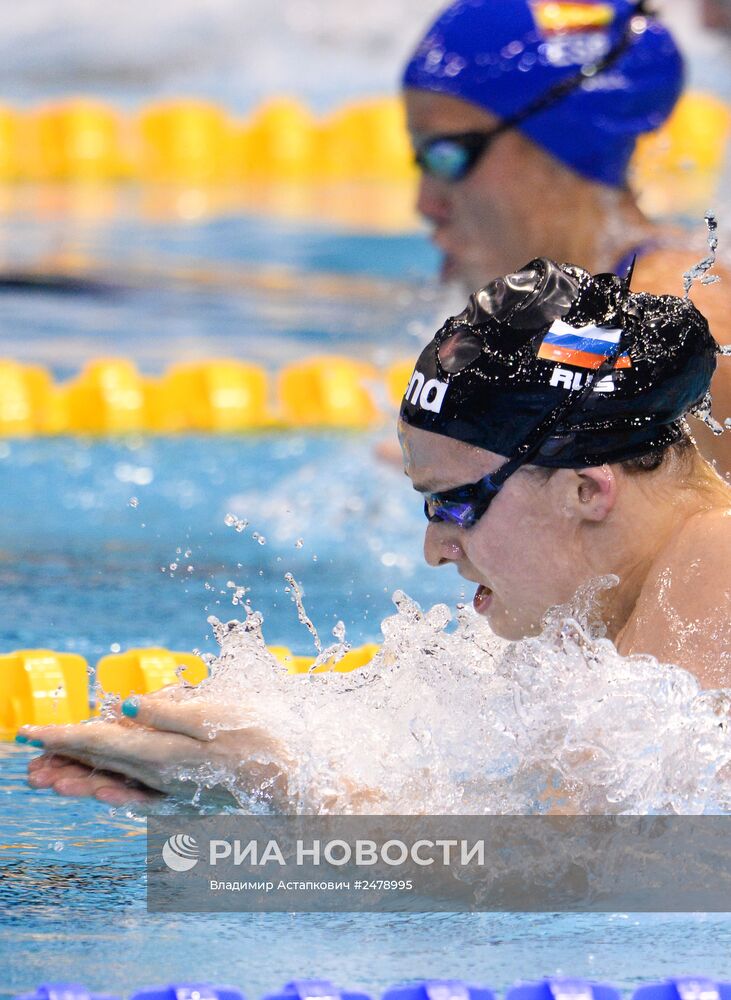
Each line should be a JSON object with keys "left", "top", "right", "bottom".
{"left": 154, "top": 576, "right": 731, "bottom": 816}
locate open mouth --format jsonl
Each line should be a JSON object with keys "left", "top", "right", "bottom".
{"left": 473, "top": 583, "right": 493, "bottom": 615}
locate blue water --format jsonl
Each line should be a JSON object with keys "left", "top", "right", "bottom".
{"left": 5, "top": 732, "right": 731, "bottom": 997}
{"left": 1, "top": 186, "right": 731, "bottom": 994}
{"left": 0, "top": 433, "right": 459, "bottom": 659}
{"left": 4, "top": 736, "right": 731, "bottom": 997}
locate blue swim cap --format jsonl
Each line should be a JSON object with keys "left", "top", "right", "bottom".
{"left": 402, "top": 0, "right": 684, "bottom": 187}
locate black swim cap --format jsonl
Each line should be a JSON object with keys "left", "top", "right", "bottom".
{"left": 399, "top": 258, "right": 718, "bottom": 467}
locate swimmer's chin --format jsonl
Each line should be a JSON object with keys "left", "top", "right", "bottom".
{"left": 474, "top": 586, "right": 540, "bottom": 641}
{"left": 439, "top": 252, "right": 462, "bottom": 284}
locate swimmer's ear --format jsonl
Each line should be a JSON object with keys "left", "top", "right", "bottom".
{"left": 572, "top": 466, "right": 617, "bottom": 522}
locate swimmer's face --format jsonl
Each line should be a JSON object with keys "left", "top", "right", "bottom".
{"left": 399, "top": 422, "right": 615, "bottom": 640}
{"left": 405, "top": 89, "right": 554, "bottom": 288}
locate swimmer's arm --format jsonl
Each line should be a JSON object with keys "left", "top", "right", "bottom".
{"left": 616, "top": 509, "right": 731, "bottom": 686}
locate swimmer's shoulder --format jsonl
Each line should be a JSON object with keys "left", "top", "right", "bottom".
{"left": 618, "top": 507, "right": 731, "bottom": 685}
{"left": 634, "top": 246, "right": 731, "bottom": 326}
{"left": 657, "top": 506, "right": 731, "bottom": 580}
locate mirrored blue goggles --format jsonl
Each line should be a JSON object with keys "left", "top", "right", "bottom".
{"left": 414, "top": 128, "right": 507, "bottom": 183}
{"left": 423, "top": 464, "right": 518, "bottom": 529}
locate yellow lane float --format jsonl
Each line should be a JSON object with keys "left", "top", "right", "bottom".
{"left": 28, "top": 99, "right": 129, "bottom": 182}
{"left": 0, "top": 91, "right": 722, "bottom": 196}
{"left": 157, "top": 361, "right": 276, "bottom": 432}
{"left": 0, "top": 355, "right": 416, "bottom": 436}
{"left": 2, "top": 644, "right": 380, "bottom": 737}
{"left": 0, "top": 649, "right": 89, "bottom": 739}
{"left": 96, "top": 648, "right": 208, "bottom": 701}
{"left": 277, "top": 356, "right": 381, "bottom": 429}
{"left": 139, "top": 100, "right": 235, "bottom": 183}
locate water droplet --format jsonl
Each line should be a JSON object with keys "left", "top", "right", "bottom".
{"left": 224, "top": 513, "right": 249, "bottom": 533}
{"left": 683, "top": 213, "right": 721, "bottom": 296}
{"left": 284, "top": 572, "right": 322, "bottom": 652}
{"left": 169, "top": 562, "right": 178, "bottom": 571}
{"left": 128, "top": 497, "right": 139, "bottom": 508}
{"left": 110, "top": 642, "right": 121, "bottom": 653}
{"left": 295, "top": 538, "right": 304, "bottom": 549}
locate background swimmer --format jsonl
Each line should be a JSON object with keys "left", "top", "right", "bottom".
{"left": 403, "top": 0, "right": 731, "bottom": 472}
{"left": 20, "top": 259, "right": 731, "bottom": 808}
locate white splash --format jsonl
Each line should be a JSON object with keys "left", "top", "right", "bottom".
{"left": 163, "top": 578, "right": 731, "bottom": 816}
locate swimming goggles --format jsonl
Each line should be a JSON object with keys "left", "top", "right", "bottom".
{"left": 413, "top": 2, "right": 647, "bottom": 183}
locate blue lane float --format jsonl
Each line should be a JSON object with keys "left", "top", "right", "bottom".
{"left": 633, "top": 981, "right": 731, "bottom": 1000}
{"left": 14, "top": 986, "right": 120, "bottom": 1000}
{"left": 505, "top": 982, "right": 620, "bottom": 1000}
{"left": 13, "top": 980, "right": 731, "bottom": 1000}
{"left": 130, "top": 988, "right": 246, "bottom": 1000}
{"left": 263, "top": 982, "right": 372, "bottom": 1000}
{"left": 383, "top": 983, "right": 494, "bottom": 1000}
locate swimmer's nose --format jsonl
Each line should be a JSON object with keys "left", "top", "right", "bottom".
{"left": 424, "top": 522, "right": 464, "bottom": 567}
{"left": 416, "top": 173, "right": 451, "bottom": 225}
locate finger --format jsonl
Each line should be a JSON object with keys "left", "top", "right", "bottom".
{"left": 93, "top": 784, "right": 160, "bottom": 805}
{"left": 53, "top": 773, "right": 158, "bottom": 803}
{"left": 118, "top": 693, "right": 245, "bottom": 741}
{"left": 28, "top": 751, "right": 93, "bottom": 772}
{"left": 20, "top": 720, "right": 204, "bottom": 793}
{"left": 28, "top": 752, "right": 61, "bottom": 772}
{"left": 19, "top": 721, "right": 107, "bottom": 744}
{"left": 108, "top": 685, "right": 196, "bottom": 714}
{"left": 28, "top": 760, "right": 96, "bottom": 788}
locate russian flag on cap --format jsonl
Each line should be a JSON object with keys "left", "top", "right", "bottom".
{"left": 537, "top": 318, "right": 632, "bottom": 370}
{"left": 506, "top": 980, "right": 621, "bottom": 1000}
{"left": 632, "top": 979, "right": 731, "bottom": 1000}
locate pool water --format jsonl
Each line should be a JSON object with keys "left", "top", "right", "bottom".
{"left": 2, "top": 202, "right": 731, "bottom": 995}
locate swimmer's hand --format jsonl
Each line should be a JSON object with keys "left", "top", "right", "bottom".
{"left": 27, "top": 752, "right": 161, "bottom": 806}
{"left": 20, "top": 691, "right": 294, "bottom": 810}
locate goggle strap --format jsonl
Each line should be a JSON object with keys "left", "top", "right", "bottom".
{"left": 491, "top": 9, "right": 638, "bottom": 135}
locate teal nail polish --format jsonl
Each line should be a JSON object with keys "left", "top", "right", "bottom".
{"left": 14, "top": 734, "right": 29, "bottom": 744}
{"left": 121, "top": 696, "right": 140, "bottom": 718}
{"left": 29, "top": 739, "right": 44, "bottom": 748}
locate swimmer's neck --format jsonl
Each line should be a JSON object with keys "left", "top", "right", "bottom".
{"left": 513, "top": 167, "right": 664, "bottom": 275}
{"left": 549, "top": 185, "right": 661, "bottom": 275}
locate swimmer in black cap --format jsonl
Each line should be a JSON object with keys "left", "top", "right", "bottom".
{"left": 18, "top": 263, "right": 731, "bottom": 809}
{"left": 400, "top": 258, "right": 731, "bottom": 680}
